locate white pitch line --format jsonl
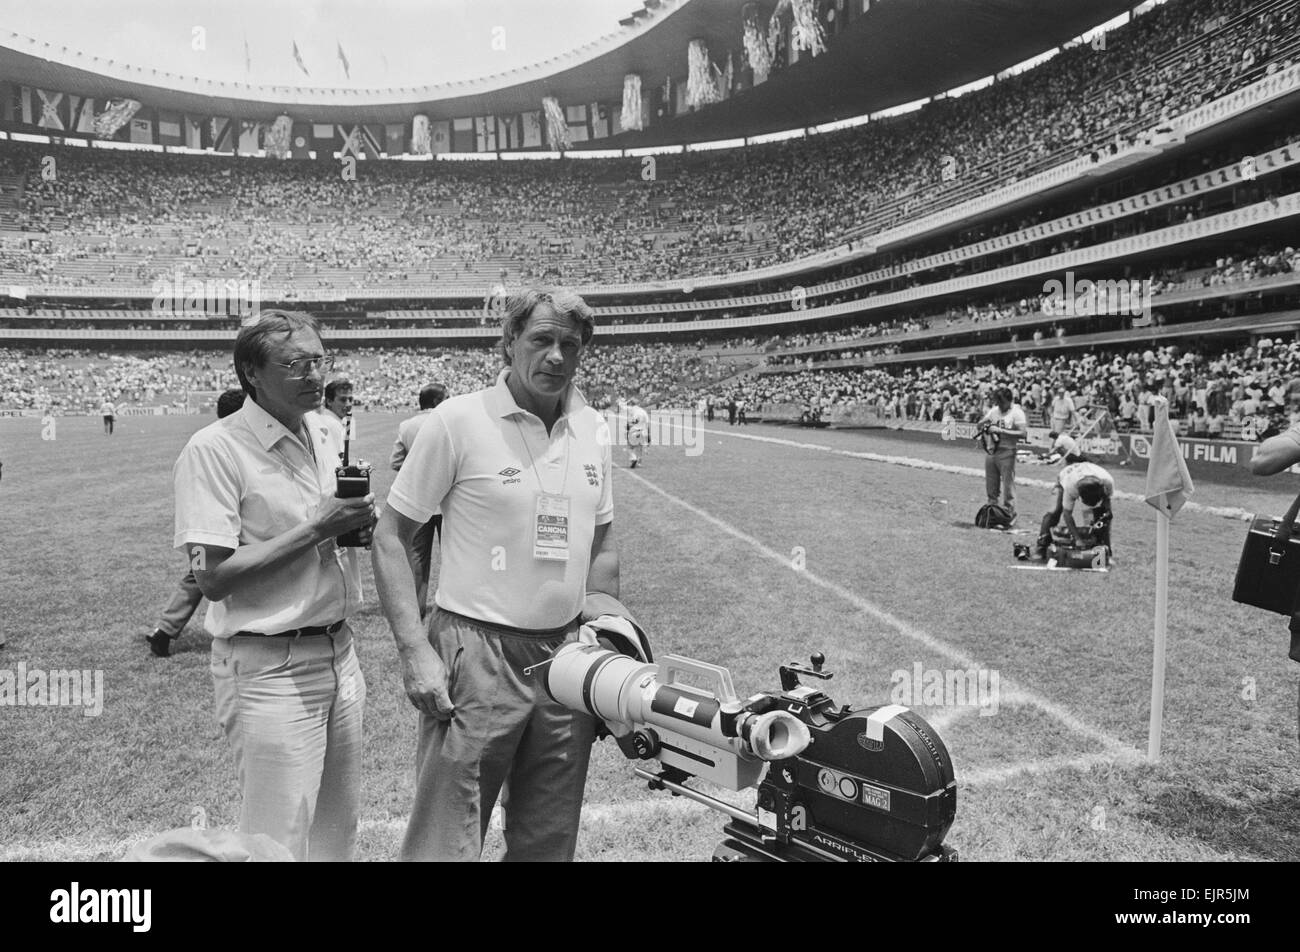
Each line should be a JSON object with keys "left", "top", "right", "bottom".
{"left": 687, "top": 423, "right": 1250, "bottom": 520}
{"left": 961, "top": 749, "right": 1145, "bottom": 785}
{"left": 621, "top": 466, "right": 1136, "bottom": 758}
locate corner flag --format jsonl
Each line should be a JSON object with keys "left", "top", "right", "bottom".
{"left": 1143, "top": 396, "right": 1194, "bottom": 762}
{"left": 1144, "top": 398, "right": 1195, "bottom": 515}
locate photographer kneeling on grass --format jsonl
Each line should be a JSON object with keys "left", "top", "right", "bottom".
{"left": 1031, "top": 461, "right": 1115, "bottom": 561}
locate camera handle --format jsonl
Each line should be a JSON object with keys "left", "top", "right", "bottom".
{"left": 660, "top": 655, "right": 740, "bottom": 705}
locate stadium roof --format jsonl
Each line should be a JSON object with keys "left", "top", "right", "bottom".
{"left": 0, "top": 0, "right": 1138, "bottom": 143}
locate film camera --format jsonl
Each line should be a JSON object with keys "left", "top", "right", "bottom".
{"left": 335, "top": 416, "right": 372, "bottom": 548}
{"left": 544, "top": 641, "right": 958, "bottom": 862}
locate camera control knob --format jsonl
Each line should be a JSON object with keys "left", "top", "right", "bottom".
{"left": 632, "top": 728, "right": 660, "bottom": 759}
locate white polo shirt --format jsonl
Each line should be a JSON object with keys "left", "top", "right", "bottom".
{"left": 173, "top": 398, "right": 362, "bottom": 638}
{"left": 387, "top": 369, "right": 613, "bottom": 631}
{"left": 1058, "top": 461, "right": 1114, "bottom": 509}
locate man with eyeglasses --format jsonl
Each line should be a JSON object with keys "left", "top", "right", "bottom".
{"left": 172, "top": 310, "right": 375, "bottom": 861}
{"left": 372, "top": 288, "right": 639, "bottom": 862}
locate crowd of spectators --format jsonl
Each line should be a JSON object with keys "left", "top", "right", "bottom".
{"left": 5, "top": 335, "right": 1298, "bottom": 447}
{"left": 714, "top": 339, "right": 1300, "bottom": 441}
{"left": 1, "top": 0, "right": 1294, "bottom": 290}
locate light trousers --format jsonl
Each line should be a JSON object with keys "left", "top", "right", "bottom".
{"left": 211, "top": 625, "right": 366, "bottom": 862}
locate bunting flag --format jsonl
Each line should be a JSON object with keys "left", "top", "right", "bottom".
{"left": 474, "top": 116, "right": 497, "bottom": 152}
{"left": 385, "top": 123, "right": 405, "bottom": 155}
{"left": 129, "top": 117, "right": 153, "bottom": 144}
{"left": 687, "top": 40, "right": 720, "bottom": 108}
{"left": 210, "top": 117, "right": 234, "bottom": 153}
{"left": 338, "top": 124, "right": 382, "bottom": 158}
{"left": 237, "top": 120, "right": 261, "bottom": 154}
{"left": 290, "top": 121, "right": 312, "bottom": 158}
{"left": 430, "top": 119, "right": 449, "bottom": 154}
{"left": 337, "top": 40, "right": 351, "bottom": 79}
{"left": 69, "top": 94, "right": 97, "bottom": 133}
{"left": 411, "top": 114, "right": 431, "bottom": 155}
{"left": 621, "top": 73, "right": 643, "bottom": 132}
{"left": 542, "top": 96, "right": 570, "bottom": 151}
{"left": 293, "top": 40, "right": 310, "bottom": 78}
{"left": 264, "top": 116, "right": 292, "bottom": 157}
{"left": 36, "top": 89, "right": 65, "bottom": 130}
{"left": 94, "top": 99, "right": 142, "bottom": 139}
{"left": 521, "top": 111, "right": 542, "bottom": 148}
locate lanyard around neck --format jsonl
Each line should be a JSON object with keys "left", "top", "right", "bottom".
{"left": 513, "top": 416, "right": 570, "bottom": 497}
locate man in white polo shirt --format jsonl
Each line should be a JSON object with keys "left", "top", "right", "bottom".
{"left": 173, "top": 310, "right": 376, "bottom": 862}
{"left": 372, "top": 287, "right": 627, "bottom": 862}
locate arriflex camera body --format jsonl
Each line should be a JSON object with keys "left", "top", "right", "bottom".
{"left": 544, "top": 644, "right": 958, "bottom": 862}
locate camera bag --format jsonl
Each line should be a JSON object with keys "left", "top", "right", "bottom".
{"left": 1233, "top": 488, "right": 1300, "bottom": 615}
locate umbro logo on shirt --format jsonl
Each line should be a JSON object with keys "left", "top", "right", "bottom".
{"left": 499, "top": 466, "right": 522, "bottom": 485}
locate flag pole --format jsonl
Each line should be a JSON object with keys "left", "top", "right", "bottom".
{"left": 1148, "top": 508, "right": 1170, "bottom": 761}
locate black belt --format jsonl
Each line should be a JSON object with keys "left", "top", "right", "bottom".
{"left": 233, "top": 620, "right": 346, "bottom": 639}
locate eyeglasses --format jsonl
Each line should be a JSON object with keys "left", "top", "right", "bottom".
{"left": 273, "top": 355, "right": 335, "bottom": 378}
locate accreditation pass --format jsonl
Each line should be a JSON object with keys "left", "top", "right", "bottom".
{"left": 534, "top": 492, "right": 571, "bottom": 561}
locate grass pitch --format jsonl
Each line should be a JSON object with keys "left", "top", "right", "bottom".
{"left": 2, "top": 412, "right": 1298, "bottom": 861}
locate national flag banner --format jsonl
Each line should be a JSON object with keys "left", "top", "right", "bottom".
{"left": 129, "top": 117, "right": 153, "bottom": 143}
{"left": 70, "top": 95, "right": 97, "bottom": 134}
{"left": 385, "top": 123, "right": 405, "bottom": 155}
{"left": 474, "top": 116, "right": 497, "bottom": 152}
{"left": 157, "top": 112, "right": 183, "bottom": 145}
{"left": 496, "top": 115, "right": 520, "bottom": 150}
{"left": 337, "top": 40, "right": 351, "bottom": 79}
{"left": 36, "top": 88, "right": 68, "bottom": 130}
{"left": 337, "top": 124, "right": 382, "bottom": 158}
{"left": 211, "top": 117, "right": 234, "bottom": 152}
{"left": 9, "top": 286, "right": 28, "bottom": 301}
{"left": 185, "top": 116, "right": 204, "bottom": 150}
{"left": 451, "top": 116, "right": 474, "bottom": 152}
{"left": 1144, "top": 398, "right": 1195, "bottom": 517}
{"left": 565, "top": 104, "right": 589, "bottom": 142}
{"left": 591, "top": 102, "right": 609, "bottom": 139}
{"left": 290, "top": 121, "right": 312, "bottom": 158}
{"left": 293, "top": 40, "right": 310, "bottom": 77}
{"left": 430, "top": 119, "right": 450, "bottom": 154}
{"left": 312, "top": 123, "right": 339, "bottom": 154}
{"left": 521, "top": 111, "right": 542, "bottom": 148}
{"left": 237, "top": 121, "right": 261, "bottom": 154}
